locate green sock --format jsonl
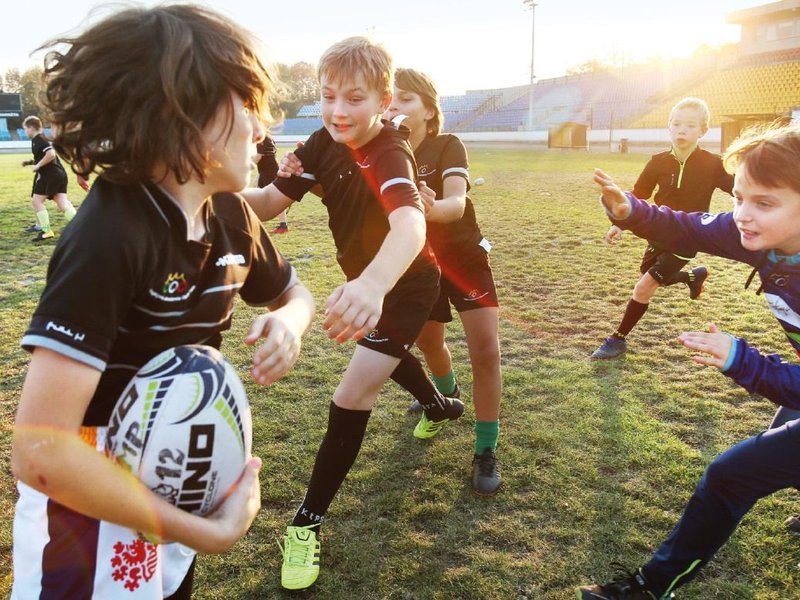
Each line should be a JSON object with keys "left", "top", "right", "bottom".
{"left": 431, "top": 370, "right": 456, "bottom": 396}
{"left": 36, "top": 209, "right": 51, "bottom": 233}
{"left": 63, "top": 203, "right": 77, "bottom": 222}
{"left": 474, "top": 420, "right": 500, "bottom": 454}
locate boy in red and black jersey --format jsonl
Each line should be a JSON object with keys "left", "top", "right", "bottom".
{"left": 242, "top": 37, "right": 464, "bottom": 591}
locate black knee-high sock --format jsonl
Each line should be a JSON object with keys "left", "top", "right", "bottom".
{"left": 614, "top": 299, "right": 649, "bottom": 338}
{"left": 390, "top": 352, "right": 450, "bottom": 418}
{"left": 292, "top": 402, "right": 371, "bottom": 528}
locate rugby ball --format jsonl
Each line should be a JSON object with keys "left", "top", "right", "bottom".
{"left": 474, "top": 177, "right": 485, "bottom": 186}
{"left": 106, "top": 345, "right": 252, "bottom": 516}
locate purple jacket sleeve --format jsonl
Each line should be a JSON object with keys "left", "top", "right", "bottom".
{"left": 724, "top": 336, "right": 800, "bottom": 410}
{"left": 611, "top": 192, "right": 762, "bottom": 267}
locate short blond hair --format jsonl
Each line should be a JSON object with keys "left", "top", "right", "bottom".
{"left": 23, "top": 116, "right": 43, "bottom": 131}
{"left": 724, "top": 122, "right": 800, "bottom": 195}
{"left": 669, "top": 97, "right": 710, "bottom": 130}
{"left": 318, "top": 36, "right": 393, "bottom": 97}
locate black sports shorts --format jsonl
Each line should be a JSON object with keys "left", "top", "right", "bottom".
{"left": 357, "top": 266, "right": 440, "bottom": 358}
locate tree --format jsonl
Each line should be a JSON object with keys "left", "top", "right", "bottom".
{"left": 3, "top": 66, "right": 44, "bottom": 127}
{"left": 566, "top": 59, "right": 609, "bottom": 76}
{"left": 274, "top": 62, "right": 319, "bottom": 118}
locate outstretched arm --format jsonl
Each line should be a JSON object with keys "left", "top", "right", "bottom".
{"left": 323, "top": 206, "right": 426, "bottom": 343}
{"left": 241, "top": 183, "right": 295, "bottom": 222}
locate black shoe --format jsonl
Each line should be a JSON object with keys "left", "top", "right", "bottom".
{"left": 31, "top": 230, "right": 55, "bottom": 242}
{"left": 472, "top": 447, "right": 501, "bottom": 496}
{"left": 577, "top": 564, "right": 669, "bottom": 599}
{"left": 412, "top": 396, "right": 465, "bottom": 439}
{"left": 24, "top": 223, "right": 42, "bottom": 233}
{"left": 408, "top": 382, "right": 460, "bottom": 413}
{"left": 687, "top": 266, "right": 708, "bottom": 300}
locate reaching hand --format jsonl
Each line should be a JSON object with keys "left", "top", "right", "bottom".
{"left": 417, "top": 181, "right": 435, "bottom": 214}
{"left": 323, "top": 278, "right": 384, "bottom": 343}
{"left": 605, "top": 225, "right": 623, "bottom": 245}
{"left": 244, "top": 313, "right": 302, "bottom": 385}
{"left": 677, "top": 323, "right": 734, "bottom": 369}
{"left": 593, "top": 168, "right": 631, "bottom": 220}
{"left": 277, "top": 142, "right": 305, "bottom": 178}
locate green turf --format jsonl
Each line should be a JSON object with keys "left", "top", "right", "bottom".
{"left": 1, "top": 147, "right": 798, "bottom": 599}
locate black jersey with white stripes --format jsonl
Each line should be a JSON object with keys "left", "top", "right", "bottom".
{"left": 22, "top": 177, "right": 295, "bottom": 425}
{"left": 414, "top": 133, "right": 483, "bottom": 259}
{"left": 274, "top": 122, "right": 437, "bottom": 280}
{"left": 31, "top": 133, "right": 67, "bottom": 178}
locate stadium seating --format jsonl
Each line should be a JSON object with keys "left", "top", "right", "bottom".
{"left": 279, "top": 50, "right": 797, "bottom": 136}
{"left": 629, "top": 59, "right": 800, "bottom": 128}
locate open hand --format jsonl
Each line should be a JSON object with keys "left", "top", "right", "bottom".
{"left": 593, "top": 168, "right": 631, "bottom": 220}
{"left": 677, "top": 323, "right": 733, "bottom": 369}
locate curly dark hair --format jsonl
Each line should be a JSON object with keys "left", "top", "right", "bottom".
{"left": 38, "top": 3, "right": 274, "bottom": 185}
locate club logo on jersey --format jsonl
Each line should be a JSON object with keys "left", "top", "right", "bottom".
{"left": 110, "top": 537, "right": 159, "bottom": 591}
{"left": 162, "top": 273, "right": 188, "bottom": 295}
{"left": 418, "top": 164, "right": 436, "bottom": 176}
{"left": 356, "top": 158, "right": 371, "bottom": 169}
{"left": 700, "top": 212, "right": 719, "bottom": 225}
{"left": 215, "top": 253, "right": 246, "bottom": 267}
{"left": 149, "top": 273, "right": 196, "bottom": 302}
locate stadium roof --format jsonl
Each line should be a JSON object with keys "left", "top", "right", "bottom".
{"left": 727, "top": 0, "right": 800, "bottom": 24}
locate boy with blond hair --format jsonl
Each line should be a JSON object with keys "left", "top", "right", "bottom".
{"left": 591, "top": 97, "right": 733, "bottom": 359}
{"left": 242, "top": 36, "right": 464, "bottom": 590}
{"left": 21, "top": 115, "right": 77, "bottom": 241}
{"left": 578, "top": 123, "right": 800, "bottom": 599}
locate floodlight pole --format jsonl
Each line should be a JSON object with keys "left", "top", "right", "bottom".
{"left": 522, "top": 0, "right": 538, "bottom": 131}
{"left": 524, "top": 1, "right": 537, "bottom": 131}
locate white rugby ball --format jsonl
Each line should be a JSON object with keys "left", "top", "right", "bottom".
{"left": 106, "top": 345, "right": 252, "bottom": 516}
{"left": 474, "top": 177, "right": 485, "bottom": 186}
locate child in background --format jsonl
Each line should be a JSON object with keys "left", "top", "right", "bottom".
{"left": 11, "top": 5, "right": 315, "bottom": 599}
{"left": 21, "top": 115, "right": 77, "bottom": 241}
{"left": 578, "top": 124, "right": 800, "bottom": 599}
{"left": 242, "top": 37, "right": 464, "bottom": 591}
{"left": 255, "top": 134, "right": 290, "bottom": 233}
{"left": 591, "top": 97, "right": 733, "bottom": 360}
{"left": 384, "top": 68, "right": 503, "bottom": 495}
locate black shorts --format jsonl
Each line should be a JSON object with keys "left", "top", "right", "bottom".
{"left": 357, "top": 266, "right": 440, "bottom": 358}
{"left": 639, "top": 242, "right": 696, "bottom": 284}
{"left": 32, "top": 170, "right": 68, "bottom": 198}
{"left": 429, "top": 246, "right": 498, "bottom": 324}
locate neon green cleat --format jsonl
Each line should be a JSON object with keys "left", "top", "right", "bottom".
{"left": 413, "top": 398, "right": 464, "bottom": 439}
{"left": 279, "top": 524, "right": 320, "bottom": 590}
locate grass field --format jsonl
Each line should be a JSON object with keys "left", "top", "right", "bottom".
{"left": 0, "top": 146, "right": 798, "bottom": 599}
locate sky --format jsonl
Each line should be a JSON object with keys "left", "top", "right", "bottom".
{"left": 3, "top": 0, "right": 761, "bottom": 96}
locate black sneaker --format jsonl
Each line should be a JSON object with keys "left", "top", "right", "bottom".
{"left": 472, "top": 447, "right": 501, "bottom": 496}
{"left": 408, "top": 382, "right": 460, "bottom": 413}
{"left": 412, "top": 396, "right": 464, "bottom": 439}
{"left": 577, "top": 565, "right": 669, "bottom": 599}
{"left": 687, "top": 266, "right": 708, "bottom": 300}
{"left": 24, "top": 223, "right": 42, "bottom": 233}
{"left": 31, "top": 230, "right": 55, "bottom": 242}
